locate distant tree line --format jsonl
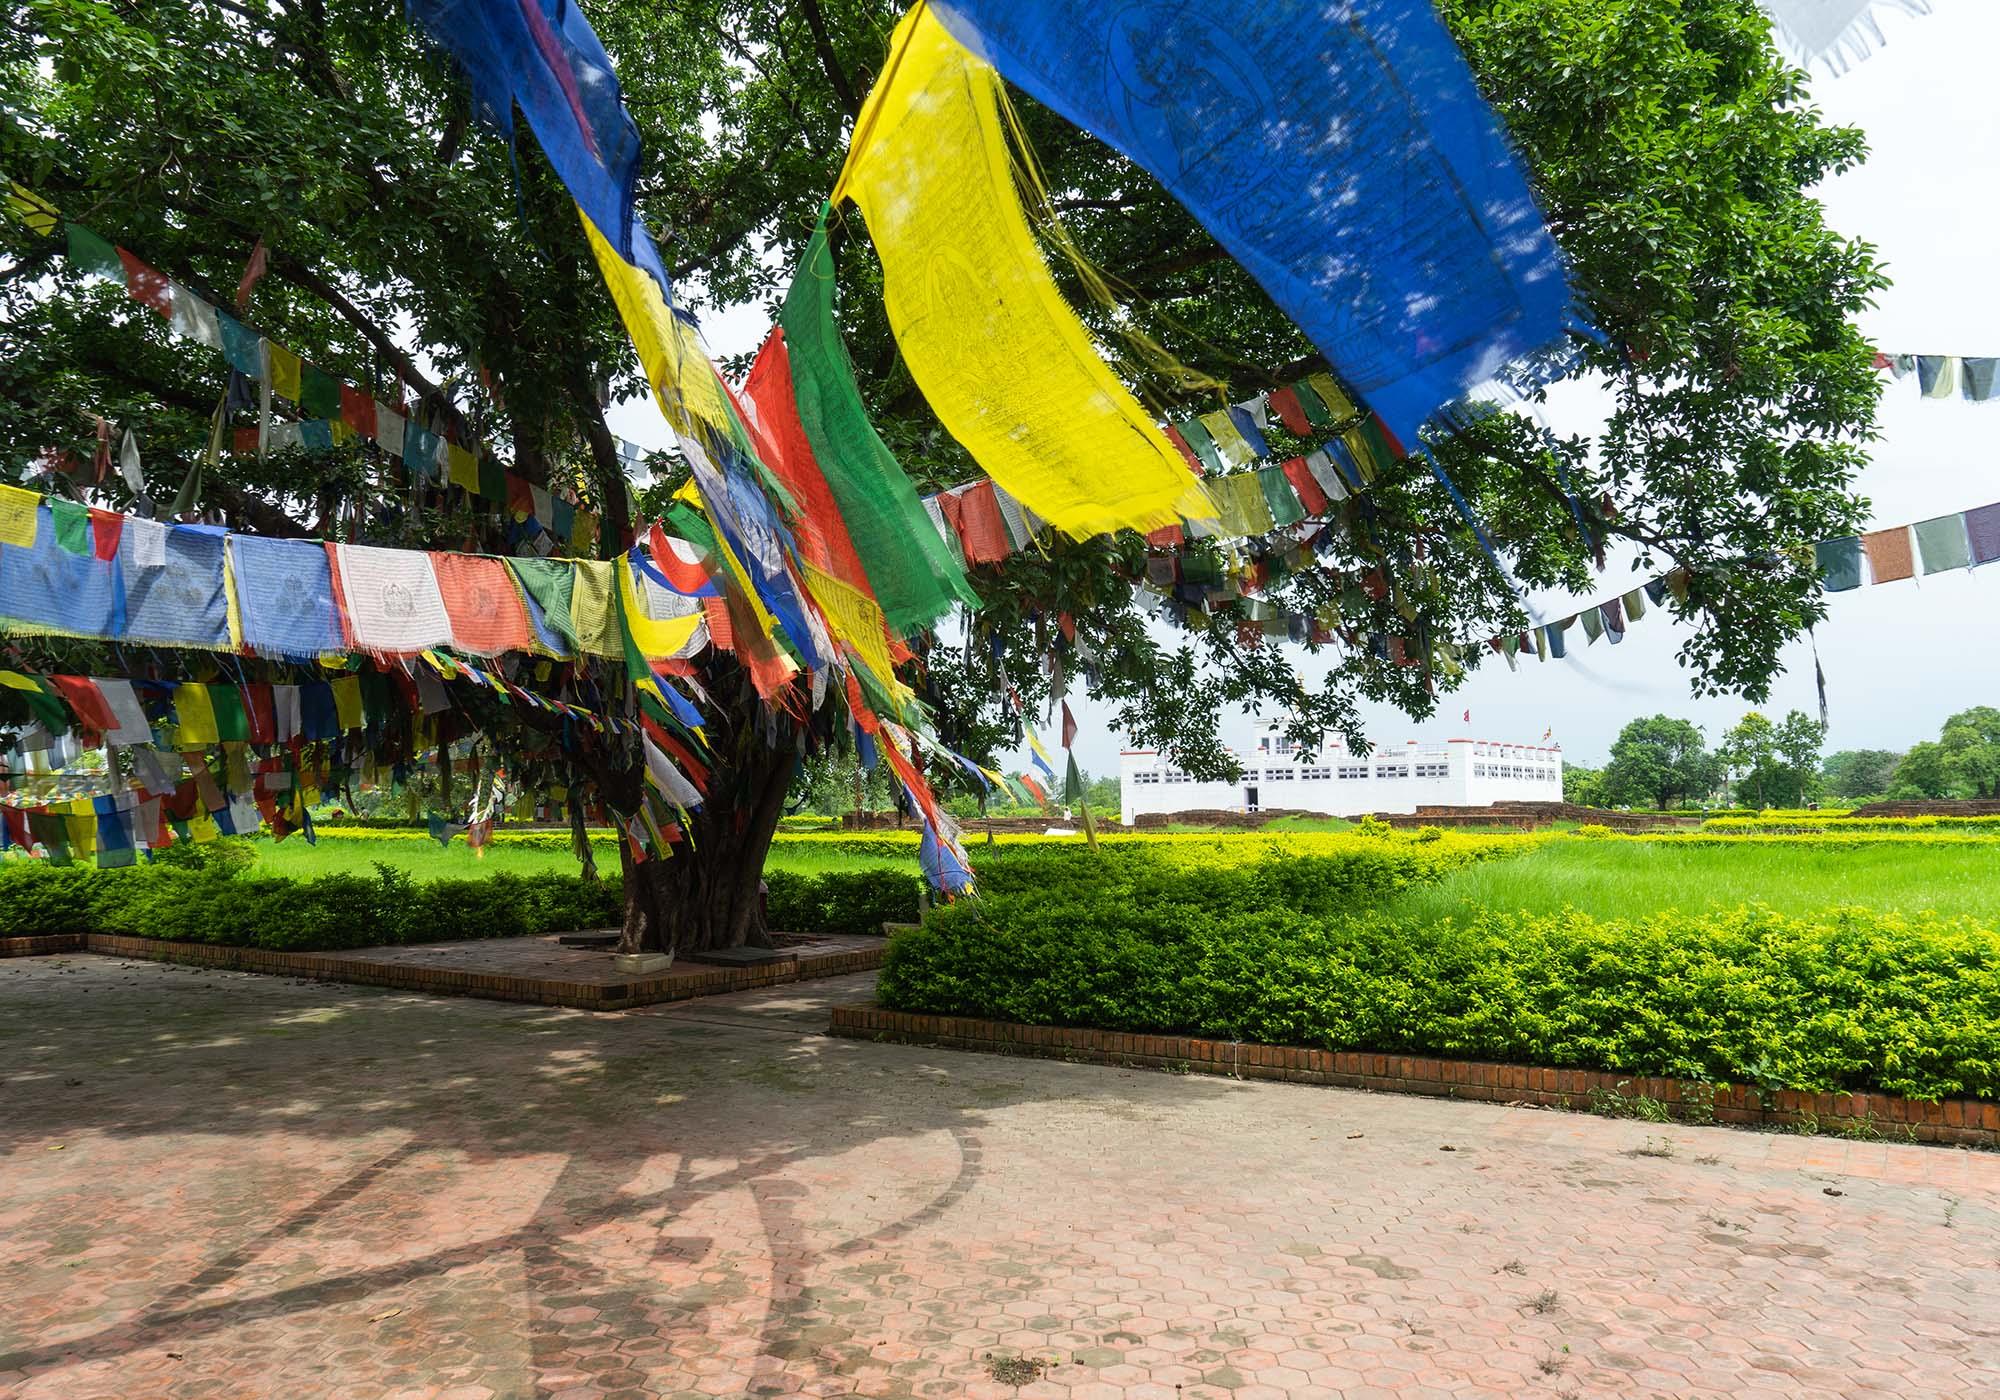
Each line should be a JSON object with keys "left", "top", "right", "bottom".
{"left": 1562, "top": 707, "right": 2000, "bottom": 809}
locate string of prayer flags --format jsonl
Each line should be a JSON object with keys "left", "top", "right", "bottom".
{"left": 831, "top": 6, "right": 1213, "bottom": 540}
{"left": 1874, "top": 352, "right": 2000, "bottom": 403}
{"left": 1815, "top": 498, "right": 2000, "bottom": 590}
{"left": 927, "top": 0, "right": 1584, "bottom": 452}
{"left": 5, "top": 195, "right": 593, "bottom": 547}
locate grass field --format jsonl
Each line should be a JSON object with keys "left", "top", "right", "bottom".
{"left": 1380, "top": 837, "right": 2000, "bottom": 926}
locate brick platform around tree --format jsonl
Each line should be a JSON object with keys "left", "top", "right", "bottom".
{"left": 828, "top": 1003, "right": 2000, "bottom": 1149}
{"left": 0, "top": 932, "right": 884, "bottom": 1010}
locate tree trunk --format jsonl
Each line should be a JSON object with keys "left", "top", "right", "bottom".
{"left": 614, "top": 728, "right": 797, "bottom": 957}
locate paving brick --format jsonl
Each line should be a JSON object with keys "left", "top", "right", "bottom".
{"left": 2, "top": 956, "right": 1996, "bottom": 1399}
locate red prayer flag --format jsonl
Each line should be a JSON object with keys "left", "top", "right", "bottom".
{"left": 740, "top": 329, "right": 874, "bottom": 591}
{"left": 339, "top": 385, "right": 377, "bottom": 438}
{"left": 47, "top": 676, "right": 119, "bottom": 733}
{"left": 505, "top": 472, "right": 536, "bottom": 517}
{"left": 116, "top": 249, "right": 172, "bottom": 318}
{"left": 1144, "top": 522, "right": 1184, "bottom": 548}
{"left": 1162, "top": 425, "right": 1203, "bottom": 475}
{"left": 87, "top": 508, "right": 124, "bottom": 561}
{"left": 1060, "top": 700, "right": 1077, "bottom": 751}
{"left": 244, "top": 684, "right": 277, "bottom": 745}
{"left": 1269, "top": 386, "right": 1312, "bottom": 435}
{"left": 1281, "top": 457, "right": 1329, "bottom": 516}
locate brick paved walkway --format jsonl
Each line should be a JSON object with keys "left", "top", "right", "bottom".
{"left": 2, "top": 955, "right": 1996, "bottom": 1400}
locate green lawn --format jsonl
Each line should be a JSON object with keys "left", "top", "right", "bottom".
{"left": 1380, "top": 838, "right": 2000, "bottom": 926}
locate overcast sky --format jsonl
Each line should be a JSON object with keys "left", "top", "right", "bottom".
{"left": 612, "top": 0, "right": 1997, "bottom": 775}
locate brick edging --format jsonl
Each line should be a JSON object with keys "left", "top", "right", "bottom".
{"left": 1, "top": 934, "right": 84, "bottom": 957}
{"left": 56, "top": 934, "right": 884, "bottom": 1011}
{"left": 828, "top": 1005, "right": 1999, "bottom": 1149}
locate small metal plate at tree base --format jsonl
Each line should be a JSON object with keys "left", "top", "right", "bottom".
{"left": 612, "top": 952, "right": 675, "bottom": 975}
{"left": 685, "top": 946, "right": 796, "bottom": 968}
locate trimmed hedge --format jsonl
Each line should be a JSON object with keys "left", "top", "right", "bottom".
{"left": 878, "top": 843, "right": 2000, "bottom": 1102}
{"left": 882, "top": 904, "right": 2000, "bottom": 1102}
{"left": 0, "top": 857, "right": 622, "bottom": 950}
{"left": 0, "top": 847, "right": 925, "bottom": 949}
{"left": 1702, "top": 815, "right": 2000, "bottom": 835}
{"left": 766, "top": 868, "right": 921, "bottom": 937}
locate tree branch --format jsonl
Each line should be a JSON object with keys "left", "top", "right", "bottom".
{"left": 796, "top": 0, "right": 861, "bottom": 121}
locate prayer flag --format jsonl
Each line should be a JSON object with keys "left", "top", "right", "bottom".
{"left": 231, "top": 535, "right": 348, "bottom": 659}
{"left": 405, "top": 0, "right": 642, "bottom": 263}
{"left": 430, "top": 552, "right": 535, "bottom": 657}
{"left": 327, "top": 543, "right": 454, "bottom": 654}
{"left": 1815, "top": 535, "right": 1863, "bottom": 592}
{"left": 833, "top": 8, "right": 1210, "bottom": 539}
{"left": 1913, "top": 513, "right": 1972, "bottom": 574}
{"left": 928, "top": 0, "right": 1581, "bottom": 448}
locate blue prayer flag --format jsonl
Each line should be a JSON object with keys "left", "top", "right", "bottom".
{"left": 232, "top": 535, "right": 347, "bottom": 659}
{"left": 929, "top": 0, "right": 1584, "bottom": 449}
{"left": 405, "top": 0, "right": 642, "bottom": 263}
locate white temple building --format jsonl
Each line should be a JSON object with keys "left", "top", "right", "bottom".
{"left": 1118, "top": 729, "right": 1563, "bottom": 824}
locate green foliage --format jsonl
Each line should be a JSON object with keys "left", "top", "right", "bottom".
{"left": 1721, "top": 709, "right": 1826, "bottom": 808}
{"left": 765, "top": 867, "right": 921, "bottom": 937}
{"left": 1602, "top": 715, "right": 1723, "bottom": 809}
{"left": 1562, "top": 763, "right": 1610, "bottom": 808}
{"left": 1821, "top": 748, "right": 1903, "bottom": 802}
{"left": 1940, "top": 707, "right": 2000, "bottom": 798}
{"left": 884, "top": 898, "right": 2000, "bottom": 1103}
{"left": 1702, "top": 816, "right": 2000, "bottom": 835}
{"left": 0, "top": 858, "right": 620, "bottom": 949}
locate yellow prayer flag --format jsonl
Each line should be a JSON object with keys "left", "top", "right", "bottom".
{"left": 331, "top": 675, "right": 364, "bottom": 732}
{"left": 174, "top": 684, "right": 219, "bottom": 746}
{"left": 447, "top": 443, "right": 481, "bottom": 495}
{"left": 568, "top": 560, "right": 623, "bottom": 658}
{"left": 1199, "top": 411, "right": 1256, "bottom": 469}
{"left": 1306, "top": 373, "right": 1356, "bottom": 422}
{"left": 577, "top": 210, "right": 734, "bottom": 449}
{"left": 801, "top": 563, "right": 899, "bottom": 701}
{"left": 266, "top": 342, "right": 302, "bottom": 402}
{"left": 65, "top": 812, "right": 97, "bottom": 856}
{"left": 616, "top": 557, "right": 706, "bottom": 660}
{"left": 831, "top": 7, "right": 1197, "bottom": 540}
{"left": 0, "top": 483, "right": 40, "bottom": 546}
{"left": 4, "top": 181, "right": 61, "bottom": 237}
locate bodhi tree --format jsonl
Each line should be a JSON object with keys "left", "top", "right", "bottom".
{"left": 0, "top": 0, "right": 1881, "bottom": 951}
{"left": 1601, "top": 715, "right": 1725, "bottom": 810}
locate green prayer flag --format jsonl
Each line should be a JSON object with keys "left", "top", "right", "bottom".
{"left": 298, "top": 365, "right": 341, "bottom": 419}
{"left": 48, "top": 498, "right": 90, "bottom": 556}
{"left": 777, "top": 208, "right": 975, "bottom": 633}
{"left": 1293, "top": 379, "right": 1334, "bottom": 429}
{"left": 1814, "top": 536, "right": 1862, "bottom": 593}
{"left": 477, "top": 451, "right": 507, "bottom": 503}
{"left": 65, "top": 223, "right": 126, "bottom": 282}
{"left": 1176, "top": 415, "right": 1226, "bottom": 473}
{"left": 1063, "top": 751, "right": 1083, "bottom": 805}
{"left": 507, "top": 558, "right": 578, "bottom": 647}
{"left": 1913, "top": 513, "right": 1973, "bottom": 574}
{"left": 1257, "top": 465, "right": 1307, "bottom": 527}
{"left": 209, "top": 684, "right": 250, "bottom": 743}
